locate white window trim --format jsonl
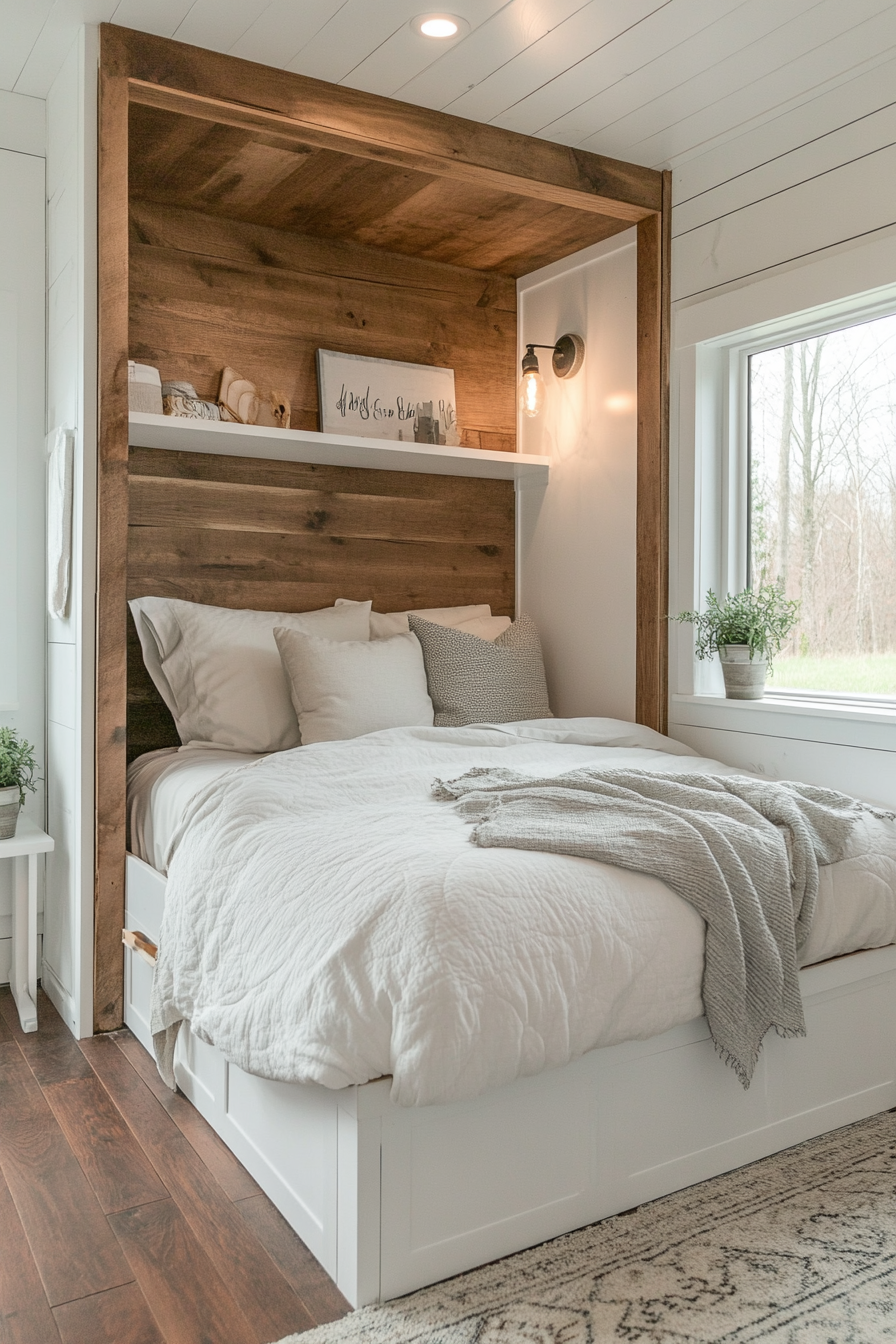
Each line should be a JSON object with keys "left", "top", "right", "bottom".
{"left": 671, "top": 231, "right": 896, "bottom": 743}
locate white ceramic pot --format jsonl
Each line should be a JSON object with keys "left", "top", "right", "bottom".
{"left": 719, "top": 644, "right": 767, "bottom": 700}
{"left": 0, "top": 784, "right": 20, "bottom": 840}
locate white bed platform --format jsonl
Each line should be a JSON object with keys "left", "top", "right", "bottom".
{"left": 125, "top": 852, "right": 896, "bottom": 1309}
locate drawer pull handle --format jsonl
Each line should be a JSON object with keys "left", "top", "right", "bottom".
{"left": 123, "top": 928, "right": 158, "bottom": 965}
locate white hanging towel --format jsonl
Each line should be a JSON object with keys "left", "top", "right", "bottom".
{"left": 47, "top": 426, "right": 74, "bottom": 620}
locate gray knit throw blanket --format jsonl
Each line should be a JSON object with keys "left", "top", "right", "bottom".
{"left": 434, "top": 768, "right": 882, "bottom": 1088}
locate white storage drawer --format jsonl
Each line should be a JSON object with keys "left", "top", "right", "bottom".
{"left": 124, "top": 853, "right": 167, "bottom": 1051}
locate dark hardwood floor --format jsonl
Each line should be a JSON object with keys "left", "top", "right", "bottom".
{"left": 0, "top": 985, "right": 350, "bottom": 1344}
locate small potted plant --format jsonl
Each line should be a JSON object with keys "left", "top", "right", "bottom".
{"left": 672, "top": 583, "right": 801, "bottom": 699}
{"left": 0, "top": 728, "right": 39, "bottom": 839}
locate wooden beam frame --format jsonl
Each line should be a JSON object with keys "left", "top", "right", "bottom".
{"left": 95, "top": 24, "right": 671, "bottom": 1028}
{"left": 635, "top": 170, "right": 672, "bottom": 735}
{"left": 126, "top": 81, "right": 654, "bottom": 225}
{"left": 96, "top": 43, "right": 131, "bottom": 1031}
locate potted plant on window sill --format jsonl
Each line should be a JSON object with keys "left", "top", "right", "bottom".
{"left": 0, "top": 728, "right": 39, "bottom": 839}
{"left": 673, "top": 583, "right": 801, "bottom": 700}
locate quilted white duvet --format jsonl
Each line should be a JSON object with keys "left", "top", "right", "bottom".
{"left": 150, "top": 718, "right": 896, "bottom": 1106}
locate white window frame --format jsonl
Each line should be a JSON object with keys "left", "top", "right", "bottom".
{"left": 671, "top": 235, "right": 896, "bottom": 741}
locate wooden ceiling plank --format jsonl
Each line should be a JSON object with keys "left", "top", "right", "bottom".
{"left": 127, "top": 78, "right": 655, "bottom": 223}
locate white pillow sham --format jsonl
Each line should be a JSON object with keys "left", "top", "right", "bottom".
{"left": 274, "top": 627, "right": 434, "bottom": 744}
{"left": 129, "top": 596, "right": 372, "bottom": 753}
{"left": 335, "top": 598, "right": 511, "bottom": 641}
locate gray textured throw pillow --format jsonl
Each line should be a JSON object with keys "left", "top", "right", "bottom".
{"left": 408, "top": 613, "right": 551, "bottom": 727}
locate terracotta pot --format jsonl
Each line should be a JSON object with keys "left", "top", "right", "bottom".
{"left": 719, "top": 644, "right": 767, "bottom": 700}
{"left": 0, "top": 784, "right": 21, "bottom": 840}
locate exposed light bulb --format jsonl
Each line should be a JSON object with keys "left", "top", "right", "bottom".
{"left": 519, "top": 367, "right": 546, "bottom": 418}
{"left": 420, "top": 16, "right": 458, "bottom": 36}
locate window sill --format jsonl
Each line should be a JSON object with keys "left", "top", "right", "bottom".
{"left": 669, "top": 692, "right": 896, "bottom": 753}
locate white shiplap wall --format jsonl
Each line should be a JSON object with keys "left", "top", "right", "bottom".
{"left": 671, "top": 51, "right": 896, "bottom": 303}
{"left": 669, "top": 55, "right": 896, "bottom": 803}
{"left": 43, "top": 27, "right": 97, "bottom": 1036}
{"left": 0, "top": 128, "right": 46, "bottom": 986}
{"left": 517, "top": 232, "right": 638, "bottom": 721}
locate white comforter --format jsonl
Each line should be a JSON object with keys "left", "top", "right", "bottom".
{"left": 151, "top": 719, "right": 896, "bottom": 1106}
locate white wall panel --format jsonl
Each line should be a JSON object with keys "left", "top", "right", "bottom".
{"left": 417, "top": 0, "right": 639, "bottom": 123}
{"left": 610, "top": 0, "right": 896, "bottom": 165}
{"left": 505, "top": 0, "right": 743, "bottom": 141}
{"left": 0, "top": 90, "right": 45, "bottom": 155}
{"left": 0, "top": 2, "right": 56, "bottom": 93}
{"left": 541, "top": 0, "right": 810, "bottom": 150}
{"left": 43, "top": 27, "right": 97, "bottom": 1036}
{"left": 669, "top": 720, "right": 896, "bottom": 812}
{"left": 673, "top": 143, "right": 896, "bottom": 301}
{"left": 518, "top": 232, "right": 637, "bottom": 721}
{"left": 13, "top": 1, "right": 115, "bottom": 100}
{"left": 0, "top": 146, "right": 45, "bottom": 984}
{"left": 673, "top": 89, "right": 896, "bottom": 237}
{"left": 671, "top": 22, "right": 896, "bottom": 304}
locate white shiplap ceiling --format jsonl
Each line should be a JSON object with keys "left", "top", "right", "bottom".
{"left": 3, "top": 0, "right": 896, "bottom": 177}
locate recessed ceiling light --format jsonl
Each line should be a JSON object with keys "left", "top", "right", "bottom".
{"left": 411, "top": 14, "right": 469, "bottom": 39}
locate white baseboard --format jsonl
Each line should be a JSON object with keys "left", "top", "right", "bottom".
{"left": 41, "top": 958, "right": 77, "bottom": 1035}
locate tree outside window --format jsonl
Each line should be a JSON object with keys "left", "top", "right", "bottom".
{"left": 749, "top": 312, "right": 896, "bottom": 696}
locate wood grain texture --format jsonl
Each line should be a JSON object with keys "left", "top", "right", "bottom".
{"left": 54, "top": 1282, "right": 165, "bottom": 1344}
{"left": 97, "top": 38, "right": 133, "bottom": 1033}
{"left": 634, "top": 172, "right": 671, "bottom": 735}
{"left": 127, "top": 79, "right": 656, "bottom": 226}
{"left": 112, "top": 1030, "right": 260, "bottom": 1201}
{"left": 127, "top": 201, "right": 518, "bottom": 439}
{"left": 43, "top": 1074, "right": 170, "bottom": 1215}
{"left": 0, "top": 1163, "right": 63, "bottom": 1344}
{"left": 0, "top": 1041, "right": 133, "bottom": 1307}
{"left": 100, "top": 24, "right": 661, "bottom": 217}
{"left": 108, "top": 1200, "right": 260, "bottom": 1344}
{"left": 80, "top": 1035, "right": 315, "bottom": 1343}
{"left": 127, "top": 103, "right": 633, "bottom": 277}
{"left": 126, "top": 446, "right": 515, "bottom": 755}
{"left": 236, "top": 1193, "right": 350, "bottom": 1326}
{"left": 0, "top": 999, "right": 349, "bottom": 1343}
{"left": 0, "top": 987, "right": 94, "bottom": 1086}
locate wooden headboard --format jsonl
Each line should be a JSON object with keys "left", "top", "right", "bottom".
{"left": 126, "top": 444, "right": 516, "bottom": 760}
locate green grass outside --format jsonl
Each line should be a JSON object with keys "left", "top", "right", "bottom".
{"left": 767, "top": 654, "right": 896, "bottom": 695}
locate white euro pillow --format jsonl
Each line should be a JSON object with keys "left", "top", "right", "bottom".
{"left": 335, "top": 598, "right": 510, "bottom": 641}
{"left": 129, "top": 596, "right": 372, "bottom": 753}
{"left": 274, "top": 628, "right": 434, "bottom": 744}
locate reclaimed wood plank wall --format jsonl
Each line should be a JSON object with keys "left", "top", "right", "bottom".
{"left": 126, "top": 446, "right": 515, "bottom": 759}
{"left": 128, "top": 199, "right": 518, "bottom": 452}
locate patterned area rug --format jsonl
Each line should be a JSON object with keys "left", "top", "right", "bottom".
{"left": 277, "top": 1111, "right": 896, "bottom": 1344}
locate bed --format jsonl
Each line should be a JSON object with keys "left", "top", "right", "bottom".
{"left": 123, "top": 714, "right": 896, "bottom": 1307}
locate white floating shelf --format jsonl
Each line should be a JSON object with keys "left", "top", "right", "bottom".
{"left": 128, "top": 413, "right": 549, "bottom": 484}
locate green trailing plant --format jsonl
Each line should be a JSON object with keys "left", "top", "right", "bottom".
{"left": 0, "top": 728, "right": 39, "bottom": 807}
{"left": 672, "top": 583, "right": 801, "bottom": 672}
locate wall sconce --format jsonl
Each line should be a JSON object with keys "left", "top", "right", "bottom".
{"left": 518, "top": 333, "right": 585, "bottom": 418}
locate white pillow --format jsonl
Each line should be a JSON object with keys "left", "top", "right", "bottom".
{"left": 452, "top": 614, "right": 512, "bottom": 641}
{"left": 129, "top": 597, "right": 371, "bottom": 752}
{"left": 335, "top": 599, "right": 509, "bottom": 641}
{"left": 274, "top": 628, "right": 434, "bottom": 744}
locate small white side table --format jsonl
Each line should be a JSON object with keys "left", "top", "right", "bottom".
{"left": 0, "top": 817, "right": 54, "bottom": 1032}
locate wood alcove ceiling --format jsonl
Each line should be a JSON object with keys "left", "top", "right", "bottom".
{"left": 97, "top": 24, "right": 670, "bottom": 1029}
{"left": 126, "top": 99, "right": 642, "bottom": 278}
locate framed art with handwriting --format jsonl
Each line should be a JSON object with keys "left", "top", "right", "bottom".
{"left": 316, "top": 349, "right": 460, "bottom": 445}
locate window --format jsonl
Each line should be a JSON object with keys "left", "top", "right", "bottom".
{"left": 748, "top": 312, "right": 896, "bottom": 699}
